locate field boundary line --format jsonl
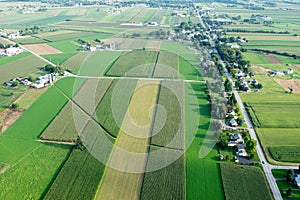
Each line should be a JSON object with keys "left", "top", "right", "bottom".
{"left": 53, "top": 84, "right": 117, "bottom": 140}
{"left": 150, "top": 51, "right": 160, "bottom": 78}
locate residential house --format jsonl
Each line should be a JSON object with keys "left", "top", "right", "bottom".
{"left": 32, "top": 74, "right": 55, "bottom": 89}
{"left": 236, "top": 144, "right": 248, "bottom": 157}
{"left": 0, "top": 29, "right": 20, "bottom": 39}
{"left": 229, "top": 118, "right": 238, "bottom": 127}
{"left": 228, "top": 133, "right": 244, "bottom": 146}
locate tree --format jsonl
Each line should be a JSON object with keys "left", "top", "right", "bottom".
{"left": 245, "top": 139, "right": 257, "bottom": 153}
{"left": 286, "top": 188, "right": 292, "bottom": 198}
{"left": 11, "top": 103, "right": 19, "bottom": 109}
{"left": 12, "top": 80, "right": 19, "bottom": 87}
{"left": 217, "top": 133, "right": 228, "bottom": 149}
{"left": 55, "top": 65, "right": 65, "bottom": 76}
{"left": 28, "top": 75, "right": 34, "bottom": 82}
{"left": 44, "top": 64, "right": 55, "bottom": 73}
{"left": 224, "top": 79, "right": 232, "bottom": 92}
{"left": 287, "top": 169, "right": 294, "bottom": 183}
{"left": 256, "top": 83, "right": 263, "bottom": 89}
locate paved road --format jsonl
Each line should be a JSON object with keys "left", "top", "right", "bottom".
{"left": 2, "top": 37, "right": 56, "bottom": 67}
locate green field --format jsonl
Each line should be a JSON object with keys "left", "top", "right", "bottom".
{"left": 153, "top": 51, "right": 179, "bottom": 78}
{"left": 73, "top": 78, "right": 113, "bottom": 115}
{"left": 0, "top": 85, "right": 27, "bottom": 112}
{"left": 44, "top": 148, "right": 106, "bottom": 200}
{"left": 220, "top": 163, "right": 273, "bottom": 200}
{"left": 0, "top": 86, "right": 68, "bottom": 163}
{"left": 76, "top": 51, "right": 122, "bottom": 76}
{"left": 257, "top": 128, "right": 300, "bottom": 147}
{"left": 40, "top": 102, "right": 89, "bottom": 142}
{"left": 54, "top": 77, "right": 87, "bottom": 98}
{"left": 141, "top": 150, "right": 185, "bottom": 200}
{"left": 105, "top": 50, "right": 158, "bottom": 77}
{"left": 151, "top": 81, "right": 184, "bottom": 149}
{"left": 247, "top": 102, "right": 300, "bottom": 128}
{"left": 269, "top": 146, "right": 300, "bottom": 163}
{"left": 94, "top": 79, "right": 137, "bottom": 137}
{"left": 185, "top": 82, "right": 224, "bottom": 200}
{"left": 0, "top": 54, "right": 46, "bottom": 84}
{"left": 0, "top": 144, "right": 71, "bottom": 199}
{"left": 243, "top": 52, "right": 269, "bottom": 65}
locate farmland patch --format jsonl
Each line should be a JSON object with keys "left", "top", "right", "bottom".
{"left": 96, "top": 80, "right": 159, "bottom": 200}
{"left": 269, "top": 146, "right": 300, "bottom": 163}
{"left": 105, "top": 50, "right": 158, "bottom": 77}
{"left": 44, "top": 148, "right": 106, "bottom": 200}
{"left": 220, "top": 163, "right": 273, "bottom": 200}
{"left": 23, "top": 44, "right": 62, "bottom": 55}
{"left": 263, "top": 54, "right": 283, "bottom": 64}
{"left": 274, "top": 79, "right": 300, "bottom": 93}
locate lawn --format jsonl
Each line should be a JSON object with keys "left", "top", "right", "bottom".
{"left": 44, "top": 148, "right": 106, "bottom": 200}
{"left": 105, "top": 50, "right": 158, "bottom": 77}
{"left": 272, "top": 169, "right": 287, "bottom": 179}
{"left": 151, "top": 80, "right": 184, "bottom": 150}
{"left": 0, "top": 86, "right": 68, "bottom": 164}
{"left": 0, "top": 144, "right": 71, "bottom": 199}
{"left": 96, "top": 80, "right": 159, "bottom": 200}
{"left": 220, "top": 163, "right": 274, "bottom": 200}
{"left": 94, "top": 79, "right": 137, "bottom": 137}
{"left": 269, "top": 146, "right": 300, "bottom": 163}
{"left": 0, "top": 54, "right": 46, "bottom": 84}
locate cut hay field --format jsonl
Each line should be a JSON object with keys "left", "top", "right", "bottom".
{"left": 220, "top": 163, "right": 273, "bottom": 200}
{"left": 94, "top": 79, "right": 137, "bottom": 137}
{"left": 96, "top": 80, "right": 159, "bottom": 200}
{"left": 105, "top": 50, "right": 158, "bottom": 77}
{"left": 62, "top": 51, "right": 92, "bottom": 73}
{"left": 44, "top": 148, "right": 106, "bottom": 200}
{"left": 24, "top": 44, "right": 62, "bottom": 55}
{"left": 0, "top": 54, "right": 47, "bottom": 84}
